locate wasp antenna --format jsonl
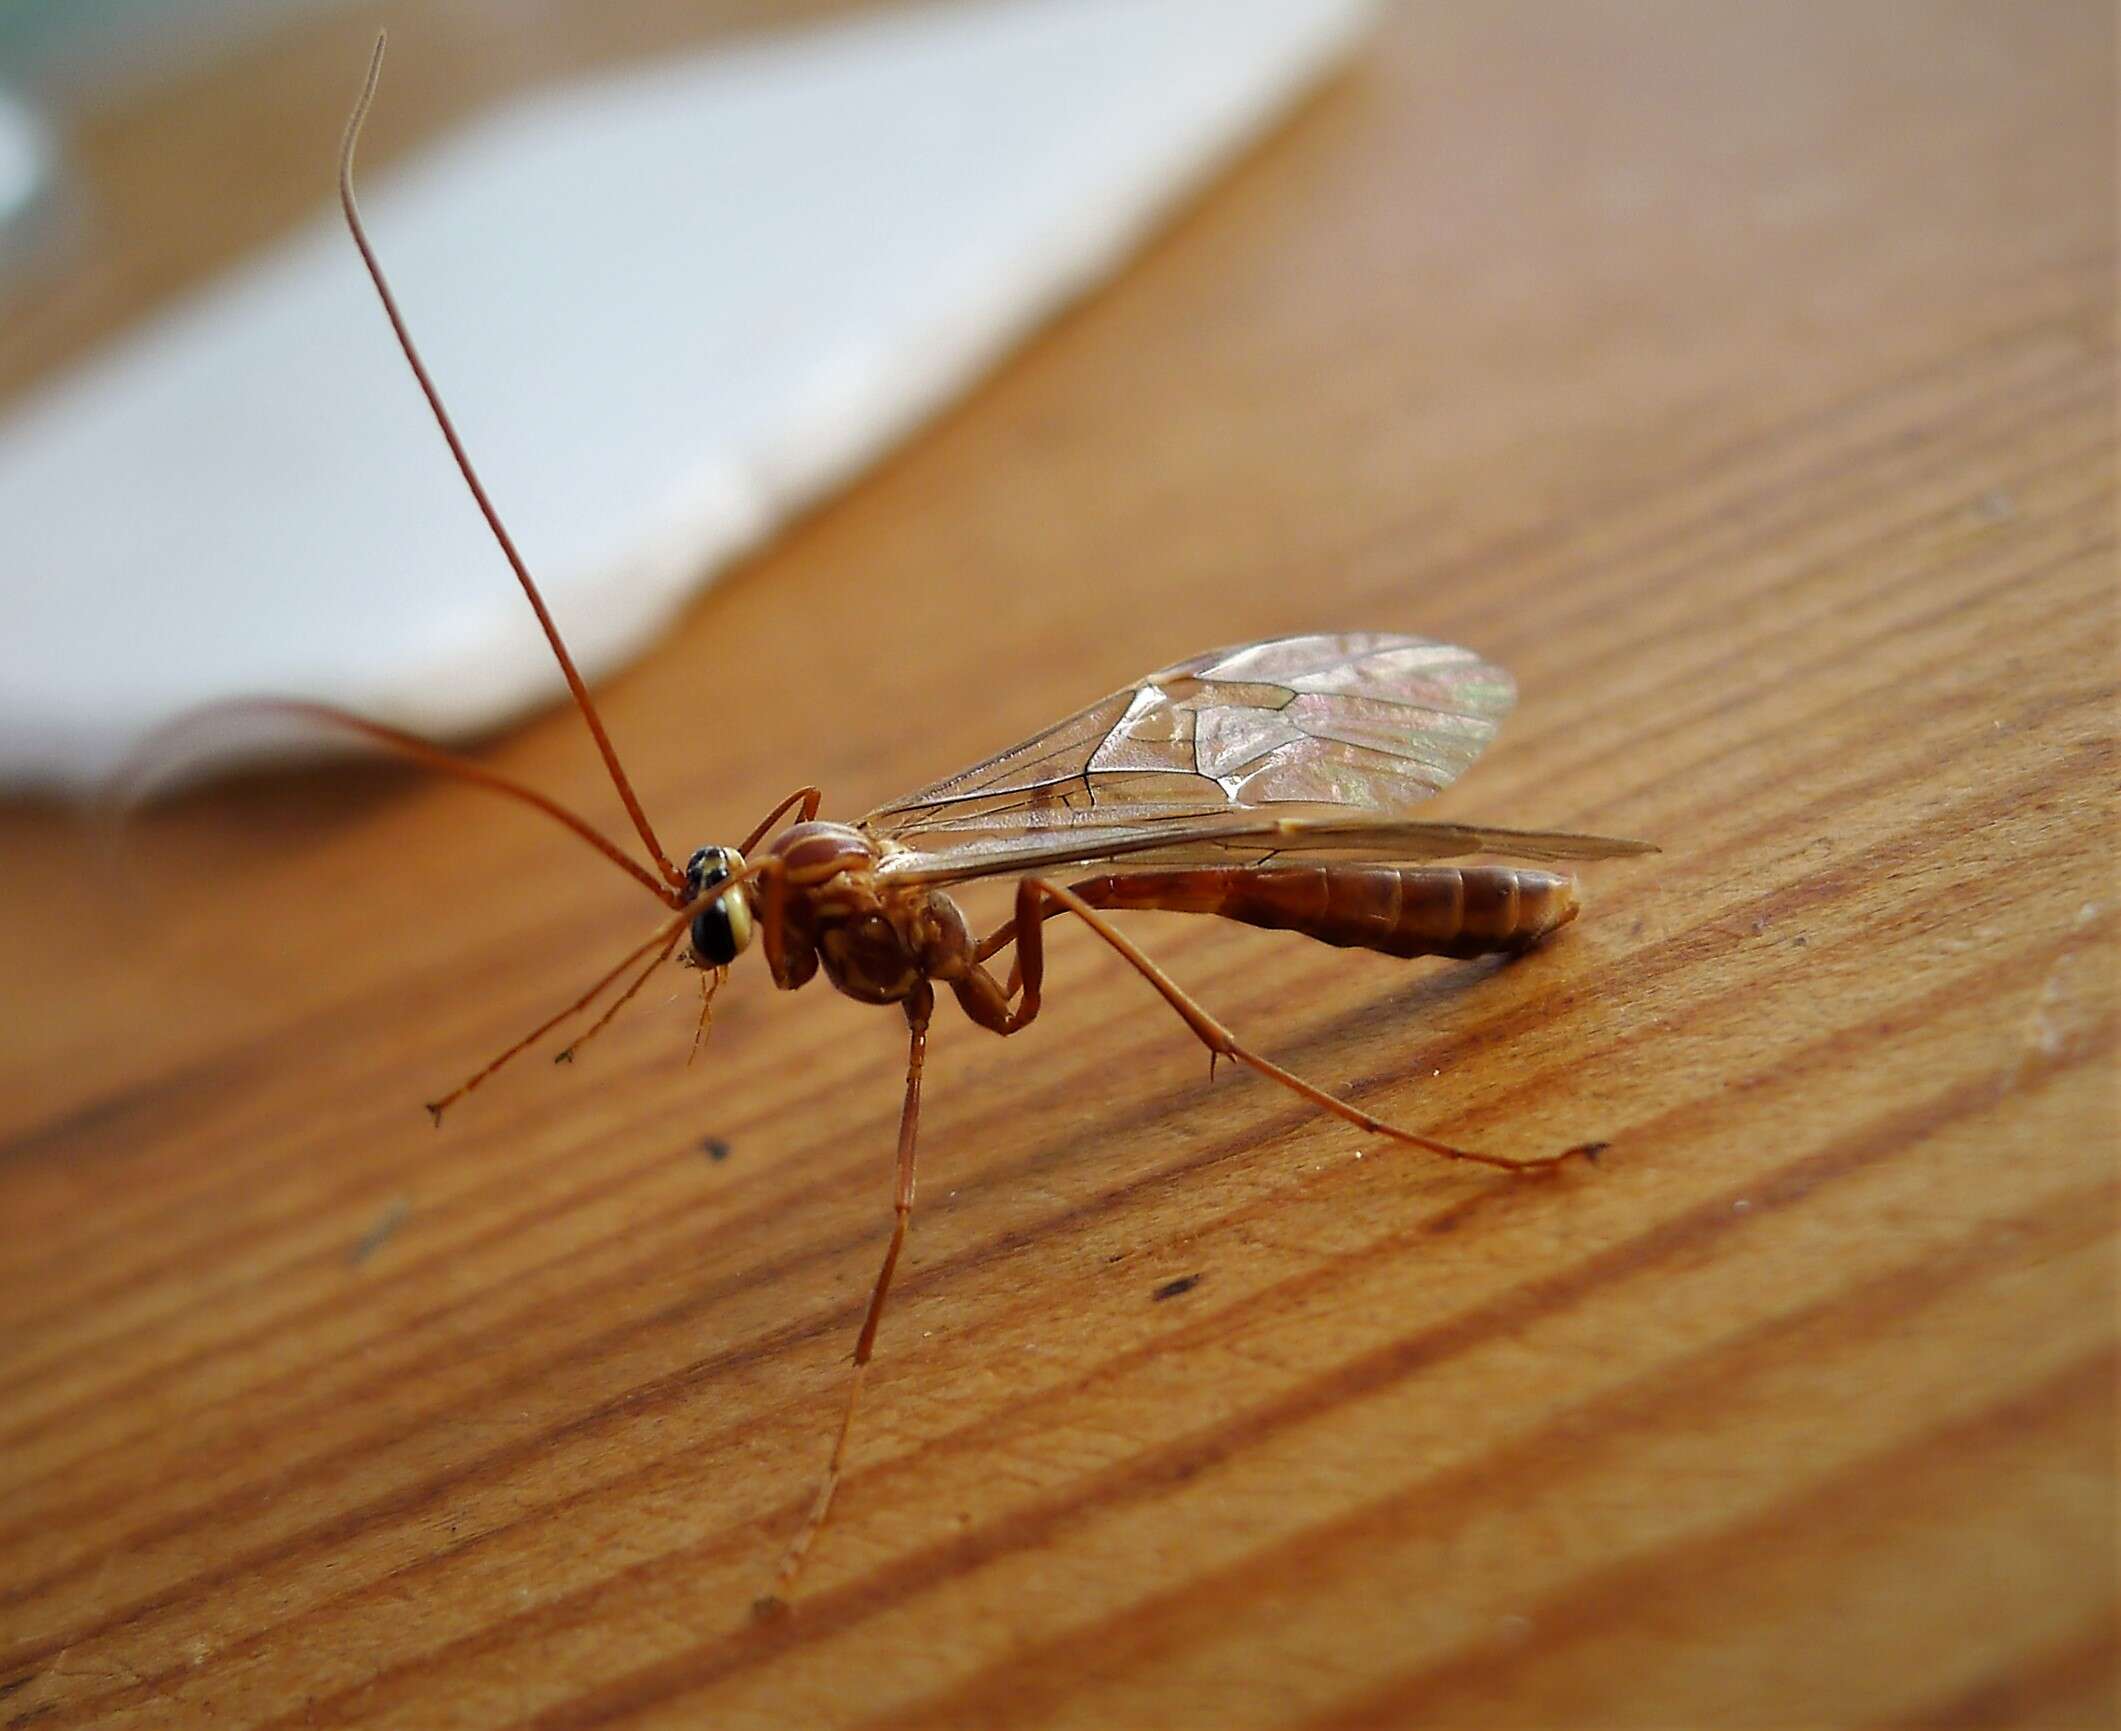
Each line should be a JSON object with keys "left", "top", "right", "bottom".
{"left": 114, "top": 699, "right": 680, "bottom": 903}
{"left": 425, "top": 893, "right": 710, "bottom": 1123}
{"left": 338, "top": 35, "right": 687, "bottom": 894}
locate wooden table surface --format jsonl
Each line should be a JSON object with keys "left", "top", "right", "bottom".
{"left": 2, "top": 3, "right": 2113, "bottom": 1726}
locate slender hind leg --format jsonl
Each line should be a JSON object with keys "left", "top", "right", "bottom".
{"left": 981, "top": 878, "right": 1598, "bottom": 1176}
{"left": 759, "top": 981, "right": 935, "bottom": 1615}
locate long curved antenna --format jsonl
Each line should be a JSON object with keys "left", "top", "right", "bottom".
{"left": 113, "top": 699, "right": 684, "bottom": 906}
{"left": 340, "top": 35, "right": 686, "bottom": 894}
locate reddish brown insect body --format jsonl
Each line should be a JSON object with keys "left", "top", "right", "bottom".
{"left": 1064, "top": 864, "right": 1581, "bottom": 961}
{"left": 186, "top": 38, "right": 1655, "bottom": 1614}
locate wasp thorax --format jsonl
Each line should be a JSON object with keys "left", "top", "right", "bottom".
{"left": 684, "top": 845, "right": 755, "bottom": 966}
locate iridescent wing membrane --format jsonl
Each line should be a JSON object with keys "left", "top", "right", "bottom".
{"left": 865, "top": 634, "right": 1651, "bottom": 886}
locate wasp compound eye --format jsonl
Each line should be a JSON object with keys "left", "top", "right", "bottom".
{"left": 690, "top": 897, "right": 752, "bottom": 965}
{"left": 685, "top": 846, "right": 753, "bottom": 964}
{"left": 684, "top": 846, "right": 732, "bottom": 896}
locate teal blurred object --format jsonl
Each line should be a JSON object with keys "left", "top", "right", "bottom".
{"left": 0, "top": 86, "right": 58, "bottom": 277}
{"left": 0, "top": 0, "right": 357, "bottom": 286}
{"left": 0, "top": 0, "right": 354, "bottom": 94}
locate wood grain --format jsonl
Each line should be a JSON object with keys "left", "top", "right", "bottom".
{"left": 1, "top": 2, "right": 2113, "bottom": 1726}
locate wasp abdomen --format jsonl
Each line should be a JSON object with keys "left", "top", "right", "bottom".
{"left": 1068, "top": 865, "right": 1578, "bottom": 961}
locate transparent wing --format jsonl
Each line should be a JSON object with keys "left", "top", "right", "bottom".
{"left": 875, "top": 813, "right": 1656, "bottom": 889}
{"left": 863, "top": 635, "right": 1519, "bottom": 849}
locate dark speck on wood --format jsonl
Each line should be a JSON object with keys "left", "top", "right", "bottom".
{"left": 349, "top": 1198, "right": 409, "bottom": 1267}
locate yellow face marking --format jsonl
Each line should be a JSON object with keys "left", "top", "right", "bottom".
{"left": 724, "top": 888, "right": 756, "bottom": 954}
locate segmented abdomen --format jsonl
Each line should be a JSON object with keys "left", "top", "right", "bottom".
{"left": 1067, "top": 865, "right": 1579, "bottom": 960}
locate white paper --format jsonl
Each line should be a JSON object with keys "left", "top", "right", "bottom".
{"left": 0, "top": 0, "right": 1376, "bottom": 789}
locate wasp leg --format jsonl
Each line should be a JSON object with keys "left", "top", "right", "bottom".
{"left": 759, "top": 980, "right": 935, "bottom": 1615}
{"left": 965, "top": 878, "right": 1597, "bottom": 1177}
